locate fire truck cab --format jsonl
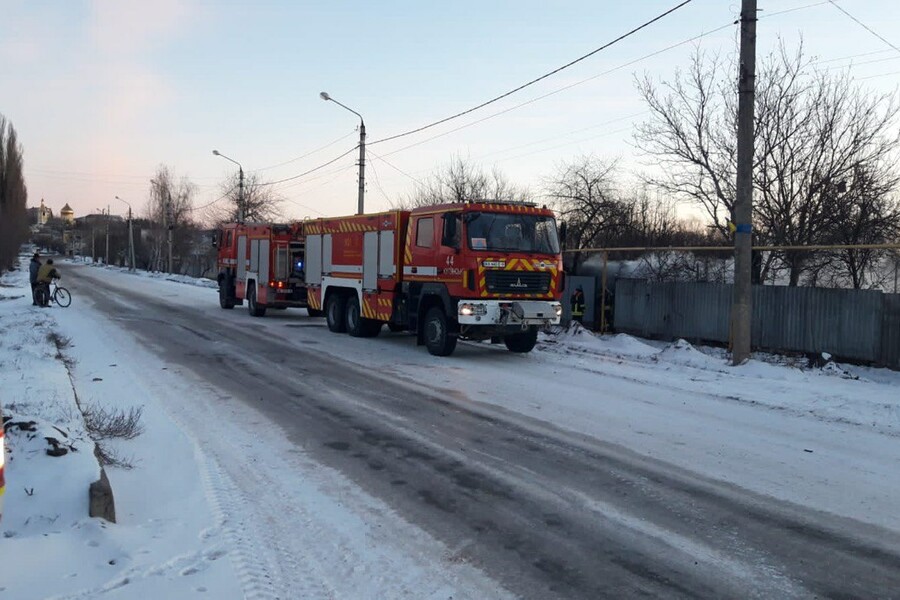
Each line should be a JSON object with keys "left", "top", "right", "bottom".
{"left": 214, "top": 223, "right": 314, "bottom": 317}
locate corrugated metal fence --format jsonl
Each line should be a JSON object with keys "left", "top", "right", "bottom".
{"left": 614, "top": 278, "right": 900, "bottom": 369}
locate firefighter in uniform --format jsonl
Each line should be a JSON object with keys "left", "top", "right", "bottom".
{"left": 570, "top": 285, "right": 585, "bottom": 324}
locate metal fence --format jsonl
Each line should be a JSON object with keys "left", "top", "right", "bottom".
{"left": 614, "top": 278, "right": 900, "bottom": 369}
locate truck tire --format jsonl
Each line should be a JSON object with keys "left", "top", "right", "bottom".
{"left": 423, "top": 306, "right": 457, "bottom": 357}
{"left": 219, "top": 280, "right": 235, "bottom": 309}
{"left": 248, "top": 286, "right": 266, "bottom": 317}
{"left": 504, "top": 327, "right": 538, "bottom": 353}
{"left": 325, "top": 293, "right": 347, "bottom": 333}
{"left": 346, "top": 295, "right": 382, "bottom": 338}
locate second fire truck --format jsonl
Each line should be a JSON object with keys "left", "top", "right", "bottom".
{"left": 216, "top": 200, "right": 563, "bottom": 356}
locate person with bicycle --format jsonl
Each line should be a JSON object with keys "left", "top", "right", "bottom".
{"left": 35, "top": 259, "right": 61, "bottom": 307}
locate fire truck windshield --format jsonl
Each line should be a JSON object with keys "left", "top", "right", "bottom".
{"left": 464, "top": 212, "right": 560, "bottom": 254}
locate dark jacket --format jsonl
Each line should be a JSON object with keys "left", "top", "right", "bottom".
{"left": 29, "top": 258, "right": 41, "bottom": 284}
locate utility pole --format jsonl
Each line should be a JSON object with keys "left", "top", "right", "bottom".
{"left": 129, "top": 206, "right": 136, "bottom": 271}
{"left": 319, "top": 92, "right": 366, "bottom": 214}
{"left": 105, "top": 203, "right": 110, "bottom": 265}
{"left": 357, "top": 121, "right": 366, "bottom": 215}
{"left": 238, "top": 166, "right": 245, "bottom": 223}
{"left": 91, "top": 228, "right": 95, "bottom": 263}
{"left": 117, "top": 196, "right": 136, "bottom": 271}
{"left": 167, "top": 191, "right": 174, "bottom": 274}
{"left": 731, "top": 0, "right": 757, "bottom": 366}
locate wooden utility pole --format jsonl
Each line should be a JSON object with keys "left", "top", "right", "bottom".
{"left": 166, "top": 191, "right": 174, "bottom": 274}
{"left": 732, "top": 0, "right": 757, "bottom": 365}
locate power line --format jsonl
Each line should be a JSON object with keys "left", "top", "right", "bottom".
{"left": 376, "top": 21, "right": 734, "bottom": 161}
{"left": 252, "top": 130, "right": 357, "bottom": 172}
{"left": 492, "top": 126, "right": 635, "bottom": 165}
{"left": 369, "top": 0, "right": 694, "bottom": 146}
{"left": 857, "top": 69, "right": 900, "bottom": 81}
{"left": 816, "top": 48, "right": 894, "bottom": 64}
{"left": 260, "top": 145, "right": 360, "bottom": 186}
{"left": 474, "top": 112, "right": 647, "bottom": 162}
{"left": 366, "top": 156, "right": 393, "bottom": 205}
{"left": 271, "top": 160, "right": 357, "bottom": 192}
{"left": 763, "top": 0, "right": 832, "bottom": 18}
{"left": 367, "top": 151, "right": 424, "bottom": 186}
{"left": 826, "top": 0, "right": 900, "bottom": 56}
{"left": 824, "top": 54, "right": 900, "bottom": 71}
{"left": 189, "top": 184, "right": 239, "bottom": 212}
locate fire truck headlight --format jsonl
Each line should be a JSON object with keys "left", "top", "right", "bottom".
{"left": 554, "top": 304, "right": 563, "bottom": 317}
{"left": 459, "top": 303, "right": 487, "bottom": 317}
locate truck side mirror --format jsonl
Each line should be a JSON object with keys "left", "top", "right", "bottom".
{"left": 211, "top": 232, "right": 219, "bottom": 248}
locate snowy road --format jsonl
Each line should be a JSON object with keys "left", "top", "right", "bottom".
{"left": 65, "top": 264, "right": 900, "bottom": 599}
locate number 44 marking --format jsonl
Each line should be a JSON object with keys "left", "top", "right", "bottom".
{"left": 446, "top": 255, "right": 455, "bottom": 266}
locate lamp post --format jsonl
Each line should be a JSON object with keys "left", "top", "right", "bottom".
{"left": 116, "top": 196, "right": 136, "bottom": 271}
{"left": 320, "top": 91, "right": 365, "bottom": 215}
{"left": 212, "top": 150, "right": 244, "bottom": 222}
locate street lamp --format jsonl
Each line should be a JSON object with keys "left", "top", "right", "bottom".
{"left": 320, "top": 91, "right": 366, "bottom": 215}
{"left": 116, "top": 195, "right": 136, "bottom": 271}
{"left": 212, "top": 149, "right": 245, "bottom": 222}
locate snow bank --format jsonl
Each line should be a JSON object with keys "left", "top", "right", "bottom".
{"left": 0, "top": 256, "right": 100, "bottom": 538}
{"left": 65, "top": 259, "right": 218, "bottom": 289}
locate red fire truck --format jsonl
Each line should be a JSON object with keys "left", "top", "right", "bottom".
{"left": 215, "top": 201, "right": 563, "bottom": 356}
{"left": 299, "top": 201, "right": 563, "bottom": 356}
{"left": 214, "top": 223, "right": 316, "bottom": 317}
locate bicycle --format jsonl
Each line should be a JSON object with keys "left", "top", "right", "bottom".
{"left": 35, "top": 280, "right": 71, "bottom": 308}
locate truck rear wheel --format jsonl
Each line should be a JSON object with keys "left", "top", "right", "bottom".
{"left": 248, "top": 286, "right": 266, "bottom": 317}
{"left": 325, "top": 293, "right": 347, "bottom": 333}
{"left": 504, "top": 327, "right": 538, "bottom": 353}
{"left": 219, "top": 279, "right": 235, "bottom": 309}
{"left": 424, "top": 306, "right": 457, "bottom": 357}
{"left": 346, "top": 295, "right": 381, "bottom": 338}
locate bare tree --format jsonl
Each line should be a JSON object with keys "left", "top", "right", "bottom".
{"left": 204, "top": 171, "right": 283, "bottom": 225}
{"left": 634, "top": 51, "right": 737, "bottom": 238}
{"left": 635, "top": 41, "right": 900, "bottom": 287}
{"left": 544, "top": 156, "right": 630, "bottom": 271}
{"left": 144, "top": 165, "right": 197, "bottom": 272}
{"left": 0, "top": 114, "right": 29, "bottom": 271}
{"left": 821, "top": 165, "right": 900, "bottom": 288}
{"left": 397, "top": 155, "right": 529, "bottom": 209}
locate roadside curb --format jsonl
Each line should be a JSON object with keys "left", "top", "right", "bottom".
{"left": 89, "top": 447, "right": 116, "bottom": 522}
{"left": 54, "top": 335, "right": 118, "bottom": 524}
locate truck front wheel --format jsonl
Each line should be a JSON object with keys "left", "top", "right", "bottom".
{"left": 219, "top": 279, "right": 235, "bottom": 309}
{"left": 248, "top": 286, "right": 266, "bottom": 317}
{"left": 326, "top": 293, "right": 347, "bottom": 333}
{"left": 504, "top": 327, "right": 538, "bottom": 353}
{"left": 424, "top": 307, "right": 457, "bottom": 357}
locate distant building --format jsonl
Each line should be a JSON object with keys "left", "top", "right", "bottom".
{"left": 60, "top": 203, "right": 75, "bottom": 224}
{"left": 37, "top": 199, "right": 53, "bottom": 225}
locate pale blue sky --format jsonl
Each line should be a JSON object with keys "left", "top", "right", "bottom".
{"left": 2, "top": 0, "right": 898, "bottom": 221}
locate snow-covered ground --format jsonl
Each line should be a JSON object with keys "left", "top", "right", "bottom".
{"left": 0, "top": 258, "right": 509, "bottom": 599}
{"left": 2, "top": 257, "right": 899, "bottom": 597}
